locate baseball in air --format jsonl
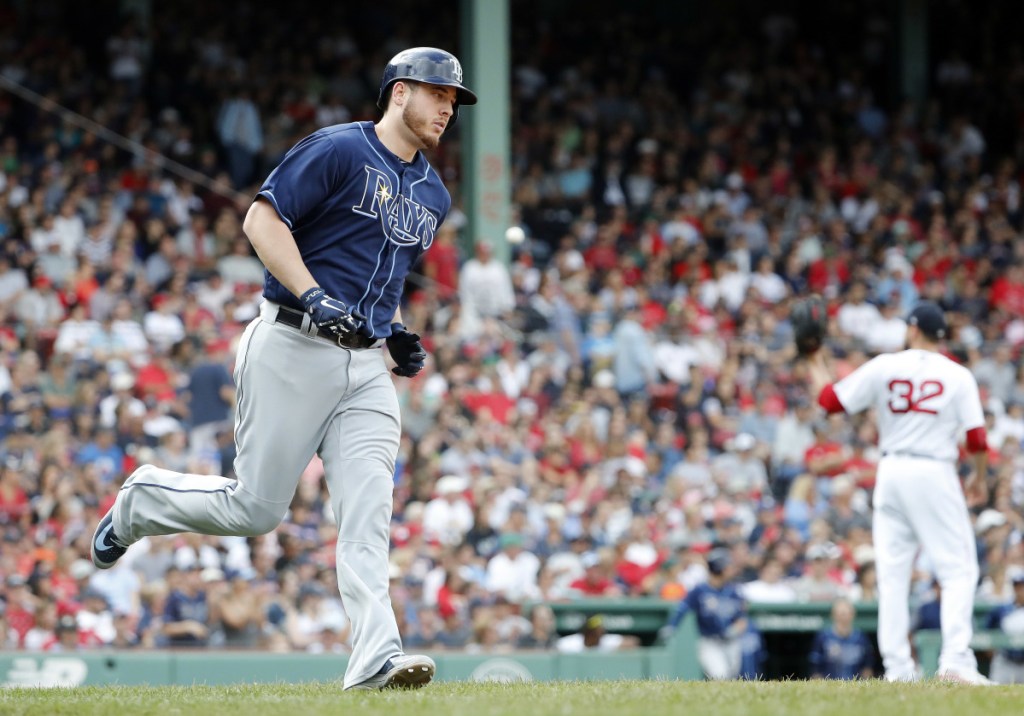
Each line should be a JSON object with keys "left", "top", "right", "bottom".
{"left": 505, "top": 226, "right": 526, "bottom": 244}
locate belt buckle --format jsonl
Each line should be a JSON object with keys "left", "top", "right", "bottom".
{"left": 335, "top": 331, "right": 366, "bottom": 349}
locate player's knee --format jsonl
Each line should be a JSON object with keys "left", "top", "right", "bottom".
{"left": 240, "top": 506, "right": 286, "bottom": 536}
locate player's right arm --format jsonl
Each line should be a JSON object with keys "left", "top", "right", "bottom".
{"left": 246, "top": 133, "right": 343, "bottom": 299}
{"left": 243, "top": 200, "right": 318, "bottom": 299}
{"left": 807, "top": 350, "right": 883, "bottom": 415}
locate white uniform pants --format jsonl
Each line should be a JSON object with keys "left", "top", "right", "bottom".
{"left": 697, "top": 636, "right": 743, "bottom": 680}
{"left": 112, "top": 304, "right": 402, "bottom": 688}
{"left": 873, "top": 456, "right": 979, "bottom": 678}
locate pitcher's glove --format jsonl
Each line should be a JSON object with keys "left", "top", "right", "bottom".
{"left": 300, "top": 287, "right": 365, "bottom": 336}
{"left": 387, "top": 323, "right": 426, "bottom": 377}
{"left": 791, "top": 295, "right": 828, "bottom": 357}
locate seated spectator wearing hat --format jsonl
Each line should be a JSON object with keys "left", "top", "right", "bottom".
{"left": 793, "top": 542, "right": 849, "bottom": 603}
{"left": 76, "top": 587, "right": 116, "bottom": 645}
{"left": 45, "top": 614, "right": 85, "bottom": 652}
{"left": 485, "top": 533, "right": 541, "bottom": 602}
{"left": 422, "top": 475, "right": 473, "bottom": 547}
{"left": 711, "top": 432, "right": 768, "bottom": 497}
{"left": 985, "top": 570, "right": 1024, "bottom": 684}
{"left": 555, "top": 613, "right": 638, "bottom": 654}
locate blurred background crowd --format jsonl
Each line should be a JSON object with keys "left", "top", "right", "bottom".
{"left": 0, "top": 0, "right": 1023, "bottom": 660}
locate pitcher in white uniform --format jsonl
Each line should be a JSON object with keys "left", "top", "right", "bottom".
{"left": 806, "top": 300, "right": 992, "bottom": 685}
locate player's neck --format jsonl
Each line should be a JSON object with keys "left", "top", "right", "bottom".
{"left": 908, "top": 339, "right": 940, "bottom": 353}
{"left": 374, "top": 116, "right": 420, "bottom": 163}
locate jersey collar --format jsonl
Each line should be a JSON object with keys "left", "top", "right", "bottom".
{"left": 363, "top": 121, "right": 427, "bottom": 173}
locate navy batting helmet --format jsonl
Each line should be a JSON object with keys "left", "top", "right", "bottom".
{"left": 707, "top": 548, "right": 732, "bottom": 577}
{"left": 377, "top": 47, "right": 478, "bottom": 122}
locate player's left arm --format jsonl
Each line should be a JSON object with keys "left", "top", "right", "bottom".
{"left": 958, "top": 371, "right": 989, "bottom": 506}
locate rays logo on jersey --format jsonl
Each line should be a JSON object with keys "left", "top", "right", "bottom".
{"left": 353, "top": 166, "right": 439, "bottom": 249}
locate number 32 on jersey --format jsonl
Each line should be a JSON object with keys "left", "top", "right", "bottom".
{"left": 887, "top": 379, "right": 944, "bottom": 415}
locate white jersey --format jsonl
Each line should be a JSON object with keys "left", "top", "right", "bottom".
{"left": 833, "top": 349, "right": 984, "bottom": 461}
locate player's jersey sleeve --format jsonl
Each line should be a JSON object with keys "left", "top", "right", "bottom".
{"left": 954, "top": 367, "right": 986, "bottom": 432}
{"left": 256, "top": 133, "right": 341, "bottom": 230}
{"left": 833, "top": 355, "right": 887, "bottom": 415}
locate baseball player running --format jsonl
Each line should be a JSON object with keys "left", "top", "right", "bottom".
{"left": 91, "top": 47, "right": 477, "bottom": 690}
{"left": 806, "top": 300, "right": 992, "bottom": 684}
{"left": 661, "top": 549, "right": 751, "bottom": 680}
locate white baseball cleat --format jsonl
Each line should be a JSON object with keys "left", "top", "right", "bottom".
{"left": 936, "top": 667, "right": 994, "bottom": 685}
{"left": 884, "top": 669, "right": 921, "bottom": 683}
{"left": 349, "top": 654, "right": 436, "bottom": 691}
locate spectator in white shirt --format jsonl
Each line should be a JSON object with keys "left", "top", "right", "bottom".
{"left": 110, "top": 297, "right": 151, "bottom": 361}
{"left": 15, "top": 275, "right": 64, "bottom": 329}
{"left": 836, "top": 281, "right": 881, "bottom": 345}
{"left": 53, "top": 301, "right": 100, "bottom": 361}
{"left": 99, "top": 371, "right": 147, "bottom": 428}
{"left": 422, "top": 475, "right": 474, "bottom": 547}
{"left": 0, "top": 254, "right": 28, "bottom": 311}
{"left": 750, "top": 255, "right": 788, "bottom": 304}
{"left": 143, "top": 296, "right": 185, "bottom": 352}
{"left": 740, "top": 558, "right": 798, "bottom": 603}
{"left": 459, "top": 241, "right": 515, "bottom": 337}
{"left": 485, "top": 532, "right": 541, "bottom": 602}
{"left": 52, "top": 197, "right": 86, "bottom": 257}
{"left": 217, "top": 236, "right": 266, "bottom": 286}
{"left": 863, "top": 299, "right": 907, "bottom": 354}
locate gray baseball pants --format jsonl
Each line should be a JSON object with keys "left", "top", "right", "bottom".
{"left": 111, "top": 301, "right": 402, "bottom": 688}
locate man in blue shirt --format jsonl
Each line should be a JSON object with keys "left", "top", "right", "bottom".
{"left": 91, "top": 47, "right": 476, "bottom": 691}
{"left": 809, "top": 598, "right": 875, "bottom": 679}
{"left": 75, "top": 426, "right": 124, "bottom": 485}
{"left": 162, "top": 565, "right": 210, "bottom": 647}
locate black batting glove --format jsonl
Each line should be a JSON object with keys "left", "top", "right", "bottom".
{"left": 300, "top": 287, "right": 365, "bottom": 336}
{"left": 386, "top": 323, "right": 426, "bottom": 377}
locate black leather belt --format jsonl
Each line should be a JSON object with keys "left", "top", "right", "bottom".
{"left": 275, "top": 306, "right": 377, "bottom": 349}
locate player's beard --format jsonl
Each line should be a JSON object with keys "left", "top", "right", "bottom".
{"left": 402, "top": 99, "right": 443, "bottom": 150}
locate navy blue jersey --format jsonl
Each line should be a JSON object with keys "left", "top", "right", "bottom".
{"left": 808, "top": 627, "right": 873, "bottom": 679}
{"left": 986, "top": 603, "right": 1024, "bottom": 662}
{"left": 668, "top": 582, "right": 746, "bottom": 638}
{"left": 256, "top": 121, "right": 451, "bottom": 338}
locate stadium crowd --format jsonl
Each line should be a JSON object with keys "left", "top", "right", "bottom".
{"left": 0, "top": 0, "right": 1022, "bottom": 667}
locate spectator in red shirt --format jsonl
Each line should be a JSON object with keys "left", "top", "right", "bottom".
{"left": 569, "top": 552, "right": 622, "bottom": 597}
{"left": 804, "top": 420, "right": 848, "bottom": 481}
{"left": 841, "top": 439, "right": 878, "bottom": 490}
{"left": 421, "top": 223, "right": 461, "bottom": 301}
{"left": 0, "top": 463, "right": 29, "bottom": 525}
{"left": 4, "top": 575, "right": 37, "bottom": 647}
{"left": 990, "top": 264, "right": 1024, "bottom": 317}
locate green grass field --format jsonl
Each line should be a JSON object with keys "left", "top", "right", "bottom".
{"left": 0, "top": 680, "right": 1019, "bottom": 716}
